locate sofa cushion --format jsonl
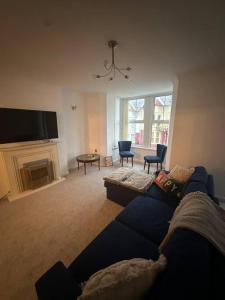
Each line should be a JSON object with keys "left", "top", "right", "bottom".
{"left": 188, "top": 166, "right": 208, "bottom": 184}
{"left": 146, "top": 183, "right": 180, "bottom": 208}
{"left": 78, "top": 255, "right": 167, "bottom": 300}
{"left": 154, "top": 171, "right": 183, "bottom": 199}
{"left": 116, "top": 196, "right": 174, "bottom": 245}
{"left": 148, "top": 229, "right": 213, "bottom": 300}
{"left": 210, "top": 248, "right": 225, "bottom": 299}
{"left": 182, "top": 181, "right": 208, "bottom": 196}
{"left": 206, "top": 174, "right": 215, "bottom": 199}
{"left": 169, "top": 165, "right": 195, "bottom": 183}
{"left": 35, "top": 261, "right": 82, "bottom": 300}
{"left": 68, "top": 220, "right": 159, "bottom": 283}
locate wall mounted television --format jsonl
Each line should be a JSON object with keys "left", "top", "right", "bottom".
{"left": 0, "top": 107, "right": 58, "bottom": 144}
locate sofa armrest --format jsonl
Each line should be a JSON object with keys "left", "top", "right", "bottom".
{"left": 207, "top": 175, "right": 216, "bottom": 201}
{"left": 35, "top": 261, "right": 81, "bottom": 300}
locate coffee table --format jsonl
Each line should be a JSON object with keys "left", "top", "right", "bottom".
{"left": 76, "top": 154, "right": 100, "bottom": 175}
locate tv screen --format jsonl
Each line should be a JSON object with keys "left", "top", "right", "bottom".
{"left": 0, "top": 108, "right": 58, "bottom": 144}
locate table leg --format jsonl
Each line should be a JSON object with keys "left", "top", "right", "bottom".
{"left": 98, "top": 159, "right": 100, "bottom": 170}
{"left": 78, "top": 161, "right": 79, "bottom": 170}
{"left": 84, "top": 163, "right": 86, "bottom": 175}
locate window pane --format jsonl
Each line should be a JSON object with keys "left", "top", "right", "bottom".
{"left": 128, "top": 99, "right": 145, "bottom": 121}
{"left": 128, "top": 123, "right": 144, "bottom": 145}
{"left": 154, "top": 96, "right": 172, "bottom": 121}
{"left": 151, "top": 123, "right": 169, "bottom": 148}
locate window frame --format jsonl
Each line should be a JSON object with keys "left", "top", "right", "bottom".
{"left": 127, "top": 98, "right": 145, "bottom": 146}
{"left": 120, "top": 93, "right": 172, "bottom": 149}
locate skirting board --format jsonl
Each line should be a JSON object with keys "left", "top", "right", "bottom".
{"left": 8, "top": 177, "right": 65, "bottom": 201}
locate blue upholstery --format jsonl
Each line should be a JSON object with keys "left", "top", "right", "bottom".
{"left": 116, "top": 196, "right": 174, "bottom": 244}
{"left": 148, "top": 229, "right": 213, "bottom": 300}
{"left": 207, "top": 175, "right": 216, "bottom": 200}
{"left": 119, "top": 151, "right": 134, "bottom": 157}
{"left": 182, "top": 181, "right": 208, "bottom": 196}
{"left": 146, "top": 183, "right": 181, "bottom": 208}
{"left": 144, "top": 144, "right": 167, "bottom": 173}
{"left": 118, "top": 141, "right": 134, "bottom": 166}
{"left": 35, "top": 262, "right": 81, "bottom": 300}
{"left": 68, "top": 220, "right": 159, "bottom": 283}
{"left": 188, "top": 166, "right": 208, "bottom": 184}
{"left": 144, "top": 156, "right": 161, "bottom": 162}
{"left": 36, "top": 165, "right": 217, "bottom": 300}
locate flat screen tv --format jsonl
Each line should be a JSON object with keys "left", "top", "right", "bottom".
{"left": 0, "top": 108, "right": 58, "bottom": 144}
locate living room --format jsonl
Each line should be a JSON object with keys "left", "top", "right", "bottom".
{"left": 0, "top": 1, "right": 225, "bottom": 300}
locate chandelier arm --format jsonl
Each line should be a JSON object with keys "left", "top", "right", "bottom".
{"left": 113, "top": 66, "right": 116, "bottom": 79}
{"left": 115, "top": 66, "right": 127, "bottom": 77}
{"left": 118, "top": 67, "right": 131, "bottom": 71}
{"left": 97, "top": 64, "right": 114, "bottom": 78}
{"left": 95, "top": 40, "right": 131, "bottom": 80}
{"left": 104, "top": 61, "right": 112, "bottom": 71}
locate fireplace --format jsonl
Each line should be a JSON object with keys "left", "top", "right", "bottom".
{"left": 0, "top": 141, "right": 63, "bottom": 201}
{"left": 21, "top": 159, "right": 54, "bottom": 190}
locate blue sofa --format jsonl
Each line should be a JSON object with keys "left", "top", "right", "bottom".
{"left": 35, "top": 166, "right": 224, "bottom": 300}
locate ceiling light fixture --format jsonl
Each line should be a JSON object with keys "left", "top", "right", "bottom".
{"left": 95, "top": 40, "right": 131, "bottom": 81}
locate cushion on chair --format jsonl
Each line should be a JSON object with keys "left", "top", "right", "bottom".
{"left": 68, "top": 220, "right": 159, "bottom": 283}
{"left": 144, "top": 156, "right": 161, "bottom": 163}
{"left": 116, "top": 196, "right": 174, "bottom": 245}
{"left": 119, "top": 151, "right": 134, "bottom": 157}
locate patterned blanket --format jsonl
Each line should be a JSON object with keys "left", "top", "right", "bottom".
{"left": 103, "top": 167, "right": 155, "bottom": 193}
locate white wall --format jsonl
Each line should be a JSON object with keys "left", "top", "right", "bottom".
{"left": 61, "top": 89, "right": 86, "bottom": 170}
{"left": 0, "top": 74, "right": 87, "bottom": 176}
{"left": 170, "top": 66, "right": 225, "bottom": 198}
{"left": 85, "top": 93, "right": 107, "bottom": 155}
{"left": 0, "top": 74, "right": 69, "bottom": 174}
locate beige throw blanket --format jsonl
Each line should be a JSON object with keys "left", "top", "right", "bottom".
{"left": 103, "top": 168, "right": 155, "bottom": 193}
{"left": 160, "top": 192, "right": 225, "bottom": 256}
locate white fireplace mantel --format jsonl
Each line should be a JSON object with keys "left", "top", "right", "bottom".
{"left": 0, "top": 141, "right": 64, "bottom": 201}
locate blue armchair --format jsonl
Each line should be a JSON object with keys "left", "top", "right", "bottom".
{"left": 144, "top": 144, "right": 167, "bottom": 174}
{"left": 118, "top": 141, "right": 134, "bottom": 167}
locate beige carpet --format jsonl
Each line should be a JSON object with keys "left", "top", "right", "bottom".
{"left": 0, "top": 161, "right": 154, "bottom": 300}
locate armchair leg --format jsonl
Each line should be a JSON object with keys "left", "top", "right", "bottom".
{"left": 144, "top": 160, "right": 146, "bottom": 170}
{"left": 122, "top": 157, "right": 123, "bottom": 167}
{"left": 127, "top": 157, "right": 128, "bottom": 163}
{"left": 132, "top": 156, "right": 133, "bottom": 167}
{"left": 148, "top": 163, "right": 150, "bottom": 174}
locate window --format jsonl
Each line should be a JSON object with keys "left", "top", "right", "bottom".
{"left": 151, "top": 95, "right": 172, "bottom": 149}
{"left": 127, "top": 99, "right": 144, "bottom": 145}
{"left": 121, "top": 94, "right": 172, "bottom": 148}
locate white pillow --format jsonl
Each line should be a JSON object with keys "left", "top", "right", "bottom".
{"left": 77, "top": 255, "right": 167, "bottom": 300}
{"left": 169, "top": 165, "right": 195, "bottom": 183}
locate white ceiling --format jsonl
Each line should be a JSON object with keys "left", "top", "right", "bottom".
{"left": 0, "top": 0, "right": 225, "bottom": 97}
